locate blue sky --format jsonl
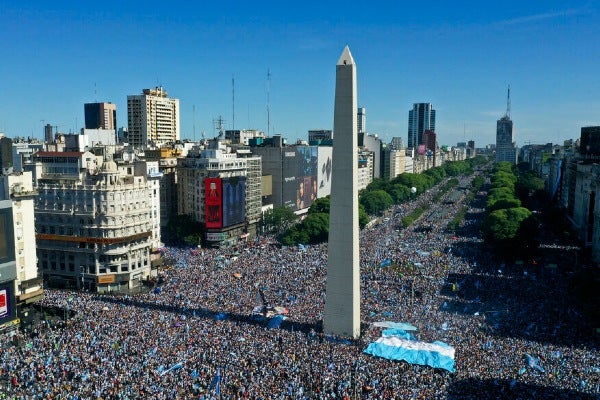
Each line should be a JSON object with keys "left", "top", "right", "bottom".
{"left": 1, "top": 1, "right": 599, "bottom": 147}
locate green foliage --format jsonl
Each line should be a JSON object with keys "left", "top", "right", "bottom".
{"left": 423, "top": 166, "right": 446, "bottom": 183}
{"left": 388, "top": 184, "right": 411, "bottom": 204}
{"left": 281, "top": 212, "right": 329, "bottom": 245}
{"left": 359, "top": 204, "right": 369, "bottom": 229}
{"left": 483, "top": 207, "right": 532, "bottom": 243}
{"left": 447, "top": 206, "right": 468, "bottom": 231}
{"left": 391, "top": 173, "right": 433, "bottom": 195}
{"left": 167, "top": 215, "right": 203, "bottom": 244}
{"left": 262, "top": 206, "right": 298, "bottom": 234}
{"left": 487, "top": 197, "right": 522, "bottom": 212}
{"left": 516, "top": 170, "right": 545, "bottom": 199}
{"left": 308, "top": 196, "right": 330, "bottom": 214}
{"left": 471, "top": 176, "right": 484, "bottom": 191}
{"left": 359, "top": 190, "right": 394, "bottom": 215}
{"left": 494, "top": 161, "right": 515, "bottom": 174}
{"left": 401, "top": 205, "right": 429, "bottom": 228}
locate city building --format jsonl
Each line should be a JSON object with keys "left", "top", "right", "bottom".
{"left": 361, "top": 133, "right": 383, "bottom": 179}
{"left": 144, "top": 147, "right": 182, "bottom": 228}
{"left": 225, "top": 129, "right": 265, "bottom": 145}
{"left": 496, "top": 116, "right": 517, "bottom": 164}
{"left": 177, "top": 140, "right": 262, "bottom": 247}
{"left": 357, "top": 107, "right": 366, "bottom": 134}
{"left": 496, "top": 88, "right": 517, "bottom": 164}
{"left": 408, "top": 103, "right": 435, "bottom": 150}
{"left": 26, "top": 150, "right": 160, "bottom": 292}
{"left": 0, "top": 175, "right": 19, "bottom": 335}
{"left": 84, "top": 102, "right": 117, "bottom": 131}
{"left": 127, "top": 86, "right": 180, "bottom": 148}
{"left": 390, "top": 136, "right": 404, "bottom": 150}
{"left": 1, "top": 172, "right": 43, "bottom": 324}
{"left": 308, "top": 130, "right": 333, "bottom": 144}
{"left": 251, "top": 143, "right": 328, "bottom": 212}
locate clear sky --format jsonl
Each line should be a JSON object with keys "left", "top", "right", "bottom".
{"left": 1, "top": 1, "right": 599, "bottom": 147}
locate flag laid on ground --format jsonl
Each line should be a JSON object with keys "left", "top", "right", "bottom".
{"left": 364, "top": 333, "right": 455, "bottom": 372}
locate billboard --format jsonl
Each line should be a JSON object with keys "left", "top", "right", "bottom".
{"left": 0, "top": 283, "right": 16, "bottom": 326}
{"left": 417, "top": 144, "right": 427, "bottom": 155}
{"left": 282, "top": 146, "right": 318, "bottom": 211}
{"left": 317, "top": 146, "right": 332, "bottom": 198}
{"left": 222, "top": 176, "right": 246, "bottom": 227}
{"left": 205, "top": 178, "right": 223, "bottom": 229}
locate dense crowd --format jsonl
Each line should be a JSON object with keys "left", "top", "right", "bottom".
{"left": 1, "top": 176, "right": 598, "bottom": 399}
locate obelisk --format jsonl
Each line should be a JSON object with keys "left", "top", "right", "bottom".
{"left": 324, "top": 46, "right": 360, "bottom": 339}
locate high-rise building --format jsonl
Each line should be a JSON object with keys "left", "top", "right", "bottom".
{"left": 178, "top": 140, "right": 262, "bottom": 247}
{"left": 496, "top": 87, "right": 517, "bottom": 164}
{"left": 580, "top": 126, "right": 600, "bottom": 156}
{"left": 127, "top": 86, "right": 180, "bottom": 148}
{"left": 357, "top": 107, "right": 366, "bottom": 134}
{"left": 496, "top": 116, "right": 516, "bottom": 163}
{"left": 85, "top": 102, "right": 117, "bottom": 130}
{"left": 324, "top": 46, "right": 361, "bottom": 339}
{"left": 408, "top": 103, "right": 435, "bottom": 150}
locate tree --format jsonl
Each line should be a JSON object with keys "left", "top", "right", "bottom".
{"left": 262, "top": 206, "right": 297, "bottom": 234}
{"left": 482, "top": 207, "right": 532, "bottom": 243}
{"left": 308, "top": 196, "right": 330, "bottom": 214}
{"left": 360, "top": 190, "right": 394, "bottom": 215}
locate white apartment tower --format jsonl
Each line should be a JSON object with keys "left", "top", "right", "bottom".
{"left": 127, "top": 86, "right": 180, "bottom": 148}
{"left": 1, "top": 172, "right": 43, "bottom": 309}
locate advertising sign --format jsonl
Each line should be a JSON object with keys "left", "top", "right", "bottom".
{"left": 0, "top": 290, "right": 7, "bottom": 318}
{"left": 0, "top": 283, "right": 15, "bottom": 325}
{"left": 222, "top": 176, "right": 246, "bottom": 227}
{"left": 317, "top": 146, "right": 332, "bottom": 198}
{"left": 205, "top": 178, "right": 223, "bottom": 228}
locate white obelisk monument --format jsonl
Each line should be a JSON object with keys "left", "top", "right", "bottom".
{"left": 324, "top": 46, "right": 360, "bottom": 339}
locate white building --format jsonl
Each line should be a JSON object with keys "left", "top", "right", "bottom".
{"left": 27, "top": 150, "right": 159, "bottom": 292}
{"left": 127, "top": 86, "right": 180, "bottom": 148}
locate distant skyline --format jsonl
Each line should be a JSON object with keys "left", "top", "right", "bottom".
{"left": 1, "top": 1, "right": 599, "bottom": 147}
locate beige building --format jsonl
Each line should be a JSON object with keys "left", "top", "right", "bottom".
{"left": 127, "top": 86, "right": 180, "bottom": 148}
{"left": 27, "top": 150, "right": 160, "bottom": 292}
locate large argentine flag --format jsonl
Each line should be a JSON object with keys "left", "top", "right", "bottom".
{"left": 364, "top": 335, "right": 455, "bottom": 372}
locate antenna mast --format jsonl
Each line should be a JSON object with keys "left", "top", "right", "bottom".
{"left": 213, "top": 115, "right": 226, "bottom": 139}
{"left": 267, "top": 69, "right": 271, "bottom": 136}
{"left": 506, "top": 85, "right": 511, "bottom": 119}
{"left": 193, "top": 105, "right": 196, "bottom": 142}
{"left": 232, "top": 76, "right": 235, "bottom": 131}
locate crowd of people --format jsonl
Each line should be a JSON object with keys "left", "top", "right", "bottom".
{"left": 1, "top": 175, "right": 598, "bottom": 399}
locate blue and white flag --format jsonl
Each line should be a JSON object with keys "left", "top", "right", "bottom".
{"left": 364, "top": 336, "right": 455, "bottom": 372}
{"left": 160, "top": 361, "right": 183, "bottom": 376}
{"left": 209, "top": 368, "right": 221, "bottom": 395}
{"left": 379, "top": 259, "right": 392, "bottom": 268}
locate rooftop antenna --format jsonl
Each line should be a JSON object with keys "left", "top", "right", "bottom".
{"left": 267, "top": 69, "right": 271, "bottom": 136}
{"left": 94, "top": 82, "right": 97, "bottom": 102}
{"left": 232, "top": 76, "right": 235, "bottom": 131}
{"left": 213, "top": 115, "right": 226, "bottom": 139}
{"left": 505, "top": 85, "right": 511, "bottom": 119}
{"left": 193, "top": 105, "right": 196, "bottom": 142}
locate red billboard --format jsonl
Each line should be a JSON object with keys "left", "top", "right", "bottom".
{"left": 205, "top": 178, "right": 223, "bottom": 229}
